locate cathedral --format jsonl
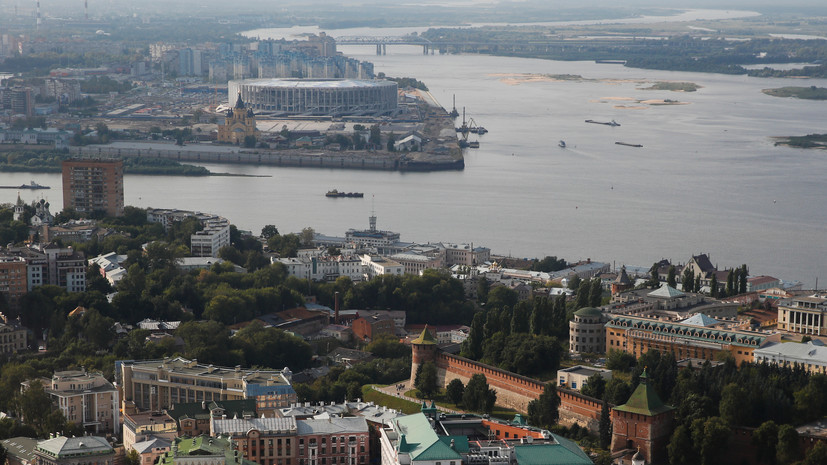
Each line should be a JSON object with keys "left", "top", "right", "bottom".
{"left": 217, "top": 93, "right": 258, "bottom": 145}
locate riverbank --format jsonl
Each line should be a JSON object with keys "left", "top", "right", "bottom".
{"left": 762, "top": 86, "right": 827, "bottom": 100}
{"left": 72, "top": 142, "right": 464, "bottom": 173}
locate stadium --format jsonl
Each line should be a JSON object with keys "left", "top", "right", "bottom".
{"left": 227, "top": 78, "right": 398, "bottom": 116}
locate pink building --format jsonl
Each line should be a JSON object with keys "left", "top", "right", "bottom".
{"left": 296, "top": 418, "right": 369, "bottom": 465}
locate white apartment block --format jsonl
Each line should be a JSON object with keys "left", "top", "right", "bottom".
{"left": 190, "top": 219, "right": 231, "bottom": 258}
{"left": 273, "top": 255, "right": 365, "bottom": 282}
{"left": 360, "top": 255, "right": 404, "bottom": 279}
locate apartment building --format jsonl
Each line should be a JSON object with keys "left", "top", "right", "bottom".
{"left": 0, "top": 256, "right": 27, "bottom": 311}
{"left": 0, "top": 322, "right": 27, "bottom": 355}
{"left": 212, "top": 417, "right": 297, "bottom": 465}
{"left": 296, "top": 418, "right": 369, "bottom": 465}
{"left": 8, "top": 244, "right": 86, "bottom": 293}
{"left": 146, "top": 208, "right": 231, "bottom": 258}
{"left": 117, "top": 357, "right": 296, "bottom": 412}
{"left": 62, "top": 159, "right": 124, "bottom": 217}
{"left": 34, "top": 435, "right": 114, "bottom": 465}
{"left": 22, "top": 370, "right": 119, "bottom": 436}
{"left": 122, "top": 411, "right": 177, "bottom": 452}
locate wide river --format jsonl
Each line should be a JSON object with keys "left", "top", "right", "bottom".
{"left": 5, "top": 20, "right": 827, "bottom": 286}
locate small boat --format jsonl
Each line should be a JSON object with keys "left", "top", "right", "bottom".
{"left": 476, "top": 126, "right": 488, "bottom": 135}
{"left": 559, "top": 140, "right": 566, "bottom": 148}
{"left": 458, "top": 139, "right": 470, "bottom": 148}
{"left": 469, "top": 141, "right": 480, "bottom": 148}
{"left": 615, "top": 142, "right": 643, "bottom": 148}
{"left": 585, "top": 119, "right": 621, "bottom": 127}
{"left": 326, "top": 190, "right": 364, "bottom": 198}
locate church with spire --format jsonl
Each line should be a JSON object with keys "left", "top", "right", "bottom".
{"left": 217, "top": 93, "right": 258, "bottom": 145}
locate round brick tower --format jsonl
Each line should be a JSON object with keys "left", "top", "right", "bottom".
{"left": 410, "top": 326, "right": 438, "bottom": 382}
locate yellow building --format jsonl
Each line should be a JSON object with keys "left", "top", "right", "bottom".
{"left": 218, "top": 94, "right": 258, "bottom": 145}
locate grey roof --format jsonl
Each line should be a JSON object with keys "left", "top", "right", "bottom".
{"left": 680, "top": 313, "right": 720, "bottom": 327}
{"left": 234, "top": 78, "right": 396, "bottom": 89}
{"left": 2, "top": 437, "right": 38, "bottom": 462}
{"left": 297, "top": 417, "right": 369, "bottom": 435}
{"left": 755, "top": 341, "right": 827, "bottom": 364}
{"left": 212, "top": 417, "right": 297, "bottom": 435}
{"left": 648, "top": 283, "right": 685, "bottom": 299}
{"left": 132, "top": 438, "right": 172, "bottom": 454}
{"left": 36, "top": 436, "right": 113, "bottom": 458}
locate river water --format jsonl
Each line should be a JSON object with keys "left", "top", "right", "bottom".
{"left": 4, "top": 19, "right": 827, "bottom": 286}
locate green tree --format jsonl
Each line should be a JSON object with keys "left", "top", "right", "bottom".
{"left": 369, "top": 124, "right": 381, "bottom": 146}
{"left": 803, "top": 441, "right": 827, "bottom": 465}
{"left": 691, "top": 416, "right": 730, "bottom": 465}
{"left": 526, "top": 383, "right": 560, "bottom": 429}
{"left": 726, "top": 269, "right": 735, "bottom": 296}
{"left": 606, "top": 350, "right": 636, "bottom": 372}
{"left": 604, "top": 377, "right": 633, "bottom": 405}
{"left": 446, "top": 379, "right": 465, "bottom": 406}
{"left": 667, "top": 424, "right": 697, "bottom": 465}
{"left": 694, "top": 274, "right": 701, "bottom": 293}
{"left": 720, "top": 383, "right": 749, "bottom": 425}
{"left": 300, "top": 227, "right": 315, "bottom": 247}
{"left": 580, "top": 373, "right": 607, "bottom": 400}
{"left": 589, "top": 278, "right": 603, "bottom": 307}
{"left": 243, "top": 135, "right": 257, "bottom": 148}
{"left": 667, "top": 265, "right": 677, "bottom": 288}
{"left": 710, "top": 273, "right": 719, "bottom": 297}
{"left": 567, "top": 275, "right": 581, "bottom": 291}
{"left": 776, "top": 424, "right": 801, "bottom": 465}
{"left": 682, "top": 267, "right": 695, "bottom": 292}
{"left": 752, "top": 420, "right": 779, "bottom": 465}
{"left": 414, "top": 361, "right": 439, "bottom": 398}
{"left": 739, "top": 264, "right": 748, "bottom": 294}
{"left": 124, "top": 449, "right": 140, "bottom": 465}
{"left": 575, "top": 280, "right": 590, "bottom": 309}
{"left": 463, "top": 374, "right": 497, "bottom": 414}
{"left": 598, "top": 399, "right": 611, "bottom": 449}
{"left": 648, "top": 262, "right": 660, "bottom": 287}
{"left": 261, "top": 225, "right": 279, "bottom": 240}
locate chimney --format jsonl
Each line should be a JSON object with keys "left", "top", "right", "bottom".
{"left": 334, "top": 291, "right": 340, "bottom": 325}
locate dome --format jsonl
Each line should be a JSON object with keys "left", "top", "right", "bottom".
{"left": 574, "top": 307, "right": 603, "bottom": 318}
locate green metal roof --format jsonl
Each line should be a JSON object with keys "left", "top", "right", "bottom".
{"left": 606, "top": 316, "right": 766, "bottom": 348}
{"left": 573, "top": 307, "right": 602, "bottom": 318}
{"left": 393, "top": 413, "right": 462, "bottom": 462}
{"left": 513, "top": 438, "right": 593, "bottom": 465}
{"left": 412, "top": 326, "right": 437, "bottom": 345}
{"left": 438, "top": 436, "right": 470, "bottom": 454}
{"left": 613, "top": 370, "right": 674, "bottom": 417}
{"left": 160, "top": 435, "right": 255, "bottom": 465}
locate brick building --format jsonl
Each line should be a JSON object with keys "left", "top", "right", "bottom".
{"left": 610, "top": 370, "right": 674, "bottom": 465}
{"left": 296, "top": 418, "right": 369, "bottom": 465}
{"left": 0, "top": 256, "right": 27, "bottom": 311}
{"left": 212, "top": 417, "right": 297, "bottom": 465}
{"left": 62, "top": 158, "right": 124, "bottom": 217}
{"left": 352, "top": 314, "right": 395, "bottom": 343}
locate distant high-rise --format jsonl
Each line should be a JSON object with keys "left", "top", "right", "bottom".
{"left": 62, "top": 158, "right": 124, "bottom": 217}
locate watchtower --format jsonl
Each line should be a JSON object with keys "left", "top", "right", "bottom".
{"left": 410, "top": 326, "right": 438, "bottom": 382}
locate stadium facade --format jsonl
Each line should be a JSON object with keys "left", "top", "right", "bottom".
{"left": 228, "top": 78, "right": 398, "bottom": 116}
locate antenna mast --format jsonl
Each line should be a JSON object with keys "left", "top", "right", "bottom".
{"left": 369, "top": 195, "right": 376, "bottom": 232}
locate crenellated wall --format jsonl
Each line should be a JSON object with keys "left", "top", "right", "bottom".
{"left": 430, "top": 352, "right": 603, "bottom": 430}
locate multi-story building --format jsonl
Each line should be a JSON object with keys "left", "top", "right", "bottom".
{"left": 122, "top": 411, "right": 177, "bottom": 452}
{"left": 158, "top": 435, "right": 256, "bottom": 465}
{"left": 440, "top": 243, "right": 491, "bottom": 266}
{"left": 146, "top": 209, "right": 230, "bottom": 258}
{"left": 345, "top": 214, "right": 400, "bottom": 254}
{"left": 61, "top": 159, "right": 124, "bottom": 217}
{"left": 0, "top": 321, "right": 27, "bottom": 355}
{"left": 360, "top": 255, "right": 403, "bottom": 279}
{"left": 167, "top": 400, "right": 257, "bottom": 437}
{"left": 0, "top": 256, "right": 27, "bottom": 311}
{"left": 569, "top": 307, "right": 606, "bottom": 354}
{"left": 22, "top": 370, "right": 119, "bottom": 436}
{"left": 388, "top": 253, "right": 443, "bottom": 275}
{"left": 117, "top": 357, "right": 296, "bottom": 412}
{"left": 296, "top": 418, "right": 369, "bottom": 465}
{"left": 557, "top": 366, "right": 612, "bottom": 391}
{"left": 273, "top": 255, "right": 365, "bottom": 282}
{"left": 34, "top": 435, "right": 114, "bottom": 465}
{"left": 754, "top": 340, "right": 827, "bottom": 375}
{"left": 352, "top": 314, "right": 395, "bottom": 343}
{"left": 211, "top": 417, "right": 297, "bottom": 465}
{"left": 8, "top": 244, "right": 86, "bottom": 293}
{"left": 605, "top": 313, "right": 767, "bottom": 366}
{"left": 777, "top": 294, "right": 827, "bottom": 335}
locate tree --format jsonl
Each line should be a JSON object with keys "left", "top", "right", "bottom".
{"left": 243, "top": 135, "right": 257, "bottom": 148}
{"left": 463, "top": 374, "right": 496, "bottom": 414}
{"left": 598, "top": 399, "right": 611, "bottom": 449}
{"left": 726, "top": 269, "right": 735, "bottom": 296}
{"left": 588, "top": 278, "right": 603, "bottom": 307}
{"left": 739, "top": 264, "right": 748, "bottom": 294}
{"left": 526, "top": 383, "right": 560, "bottom": 429}
{"left": 710, "top": 273, "right": 719, "bottom": 297}
{"left": 682, "top": 267, "right": 695, "bottom": 292}
{"left": 667, "top": 265, "right": 677, "bottom": 288}
{"left": 694, "top": 274, "right": 701, "bottom": 293}
{"left": 386, "top": 133, "right": 396, "bottom": 151}
{"left": 606, "top": 350, "right": 636, "bottom": 372}
{"left": 668, "top": 424, "right": 696, "bottom": 465}
{"left": 803, "top": 442, "right": 827, "bottom": 465}
{"left": 446, "top": 379, "right": 465, "bottom": 406}
{"left": 604, "top": 377, "right": 633, "bottom": 405}
{"left": 581, "top": 373, "right": 607, "bottom": 400}
{"left": 691, "top": 416, "right": 730, "bottom": 465}
{"left": 261, "top": 225, "right": 279, "bottom": 240}
{"left": 720, "top": 383, "right": 749, "bottom": 425}
{"left": 369, "top": 124, "right": 381, "bottom": 147}
{"left": 776, "top": 424, "right": 800, "bottom": 465}
{"left": 567, "top": 275, "right": 581, "bottom": 291}
{"left": 414, "top": 361, "right": 438, "bottom": 398}
{"left": 300, "top": 227, "right": 315, "bottom": 247}
{"left": 575, "top": 280, "right": 590, "bottom": 309}
{"left": 648, "top": 262, "right": 660, "bottom": 287}
{"left": 752, "top": 420, "right": 778, "bottom": 465}
{"left": 124, "top": 449, "right": 140, "bottom": 465}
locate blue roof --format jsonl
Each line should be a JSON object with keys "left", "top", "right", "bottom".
{"left": 245, "top": 384, "right": 296, "bottom": 396}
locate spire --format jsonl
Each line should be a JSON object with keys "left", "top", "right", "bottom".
{"left": 234, "top": 92, "right": 245, "bottom": 109}
{"left": 397, "top": 434, "right": 409, "bottom": 453}
{"left": 411, "top": 326, "right": 437, "bottom": 345}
